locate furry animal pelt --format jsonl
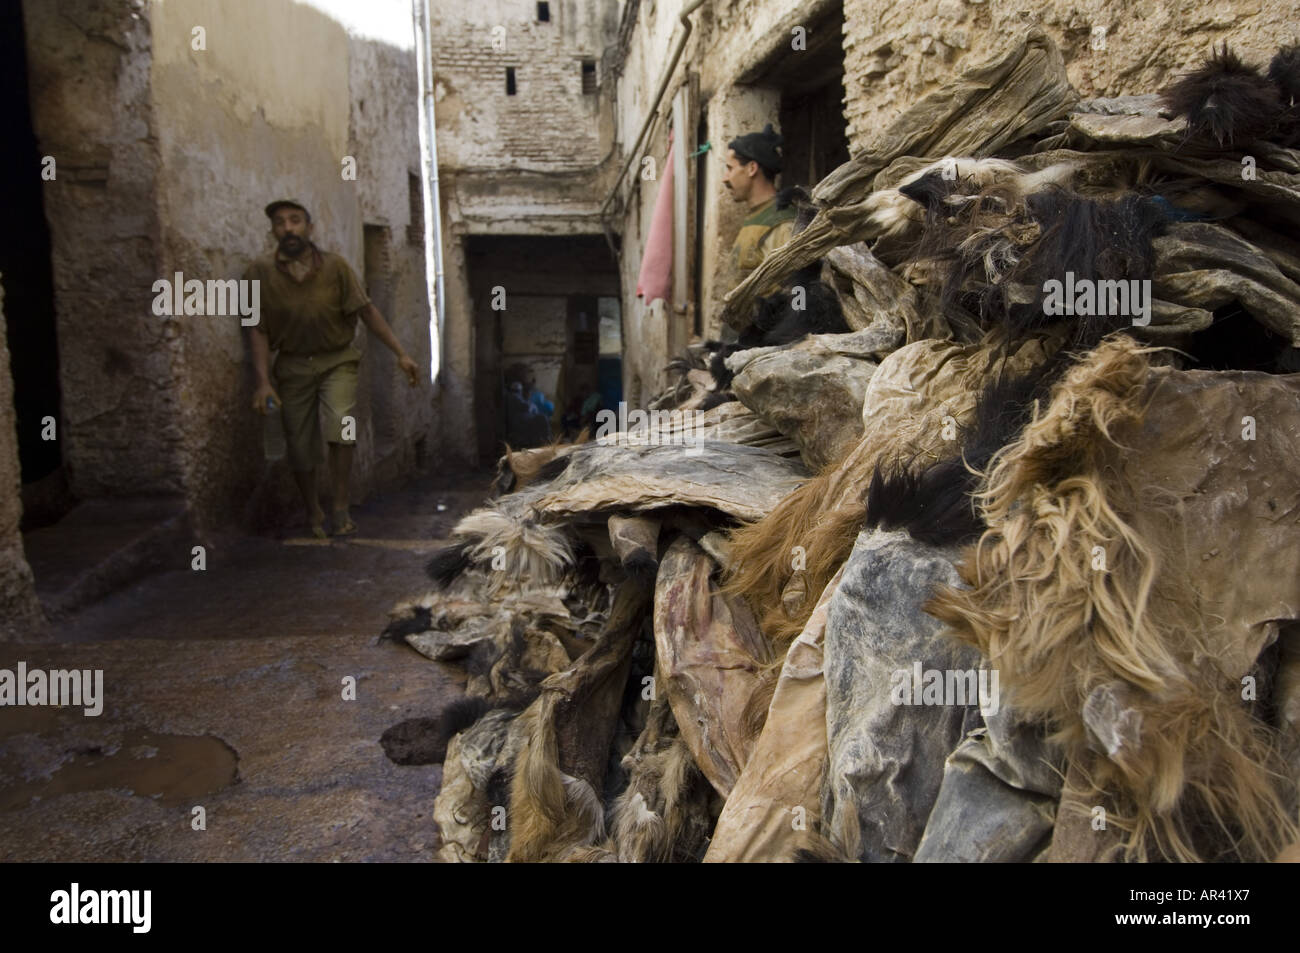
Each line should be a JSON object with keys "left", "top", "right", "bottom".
{"left": 706, "top": 261, "right": 848, "bottom": 392}
{"left": 427, "top": 505, "right": 575, "bottom": 594}
{"left": 1269, "top": 43, "right": 1300, "bottom": 105}
{"left": 863, "top": 349, "right": 1067, "bottom": 546}
{"left": 913, "top": 185, "right": 1173, "bottom": 339}
{"left": 604, "top": 692, "right": 714, "bottom": 862}
{"left": 866, "top": 157, "right": 1077, "bottom": 241}
{"left": 423, "top": 543, "right": 473, "bottom": 589}
{"left": 723, "top": 334, "right": 1057, "bottom": 657}
{"left": 792, "top": 836, "right": 856, "bottom": 863}
{"left": 722, "top": 462, "right": 867, "bottom": 653}
{"left": 378, "top": 696, "right": 495, "bottom": 765}
{"left": 1161, "top": 44, "right": 1285, "bottom": 148}
{"left": 432, "top": 706, "right": 528, "bottom": 862}
{"left": 697, "top": 390, "right": 736, "bottom": 411}
{"left": 863, "top": 457, "right": 984, "bottom": 547}
{"left": 1268, "top": 43, "right": 1300, "bottom": 147}
{"left": 748, "top": 262, "right": 849, "bottom": 345}
{"left": 926, "top": 335, "right": 1300, "bottom": 862}
{"left": 505, "top": 575, "right": 650, "bottom": 862}
{"left": 506, "top": 696, "right": 609, "bottom": 862}
{"left": 496, "top": 431, "right": 588, "bottom": 494}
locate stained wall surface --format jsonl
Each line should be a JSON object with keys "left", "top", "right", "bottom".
{"left": 17, "top": 0, "right": 434, "bottom": 540}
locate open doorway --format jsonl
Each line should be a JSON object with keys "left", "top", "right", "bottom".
{"left": 0, "top": 0, "right": 71, "bottom": 531}
{"left": 742, "top": 0, "right": 850, "bottom": 194}
{"left": 465, "top": 235, "right": 621, "bottom": 465}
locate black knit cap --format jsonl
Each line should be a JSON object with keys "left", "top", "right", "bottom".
{"left": 728, "top": 123, "right": 784, "bottom": 177}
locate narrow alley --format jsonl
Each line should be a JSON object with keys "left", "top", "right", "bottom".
{"left": 3, "top": 0, "right": 1300, "bottom": 881}
{"left": 0, "top": 470, "right": 488, "bottom": 861}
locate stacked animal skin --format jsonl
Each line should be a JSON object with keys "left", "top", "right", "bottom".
{"left": 387, "top": 31, "right": 1300, "bottom": 862}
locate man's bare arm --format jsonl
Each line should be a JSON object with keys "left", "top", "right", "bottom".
{"left": 249, "top": 327, "right": 280, "bottom": 413}
{"left": 358, "top": 303, "right": 419, "bottom": 386}
{"left": 250, "top": 326, "right": 272, "bottom": 385}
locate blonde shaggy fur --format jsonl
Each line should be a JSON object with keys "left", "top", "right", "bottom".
{"left": 504, "top": 698, "right": 607, "bottom": 862}
{"left": 609, "top": 735, "right": 708, "bottom": 863}
{"left": 926, "top": 335, "right": 1299, "bottom": 862}
{"left": 501, "top": 429, "right": 590, "bottom": 490}
{"left": 454, "top": 507, "right": 575, "bottom": 594}
{"left": 722, "top": 334, "right": 1059, "bottom": 739}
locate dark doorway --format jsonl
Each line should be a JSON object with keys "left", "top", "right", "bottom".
{"left": 464, "top": 235, "right": 620, "bottom": 464}
{"left": 741, "top": 0, "right": 850, "bottom": 193}
{"left": 776, "top": 2, "right": 850, "bottom": 190}
{"left": 0, "top": 1, "right": 69, "bottom": 530}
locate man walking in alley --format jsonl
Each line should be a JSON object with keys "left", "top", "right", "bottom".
{"left": 246, "top": 199, "right": 419, "bottom": 538}
{"left": 721, "top": 123, "right": 797, "bottom": 336}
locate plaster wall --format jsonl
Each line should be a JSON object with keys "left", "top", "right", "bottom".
{"left": 612, "top": 0, "right": 830, "bottom": 398}
{"left": 18, "top": 0, "right": 434, "bottom": 535}
{"left": 148, "top": 0, "right": 432, "bottom": 527}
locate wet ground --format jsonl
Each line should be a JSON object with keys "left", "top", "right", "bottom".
{"left": 0, "top": 470, "right": 493, "bottom": 862}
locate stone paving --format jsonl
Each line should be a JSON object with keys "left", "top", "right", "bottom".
{"left": 0, "top": 472, "right": 491, "bottom": 861}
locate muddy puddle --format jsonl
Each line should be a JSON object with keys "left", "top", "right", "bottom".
{"left": 0, "top": 729, "right": 238, "bottom": 812}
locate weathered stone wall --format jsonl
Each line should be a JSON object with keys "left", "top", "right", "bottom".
{"left": 842, "top": 0, "right": 1300, "bottom": 151}
{"left": 22, "top": 0, "right": 184, "bottom": 501}
{"left": 348, "top": 33, "right": 436, "bottom": 494}
{"left": 0, "top": 284, "right": 47, "bottom": 641}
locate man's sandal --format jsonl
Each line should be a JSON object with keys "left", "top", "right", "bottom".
{"left": 332, "top": 512, "right": 358, "bottom": 537}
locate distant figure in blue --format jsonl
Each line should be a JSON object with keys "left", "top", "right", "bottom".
{"left": 505, "top": 364, "right": 552, "bottom": 448}
{"left": 529, "top": 383, "right": 554, "bottom": 419}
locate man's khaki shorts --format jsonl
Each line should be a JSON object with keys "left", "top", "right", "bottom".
{"left": 273, "top": 344, "right": 361, "bottom": 472}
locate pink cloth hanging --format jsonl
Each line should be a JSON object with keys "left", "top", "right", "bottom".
{"left": 635, "top": 138, "right": 675, "bottom": 304}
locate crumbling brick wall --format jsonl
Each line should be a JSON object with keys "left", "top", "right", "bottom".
{"left": 431, "top": 3, "right": 613, "bottom": 173}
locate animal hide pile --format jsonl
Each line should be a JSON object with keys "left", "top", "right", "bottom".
{"left": 386, "top": 437, "right": 805, "bottom": 863}
{"left": 387, "top": 29, "right": 1300, "bottom": 863}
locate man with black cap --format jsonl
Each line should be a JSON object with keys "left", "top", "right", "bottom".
{"left": 722, "top": 123, "right": 797, "bottom": 326}
{"left": 245, "top": 199, "right": 418, "bottom": 538}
